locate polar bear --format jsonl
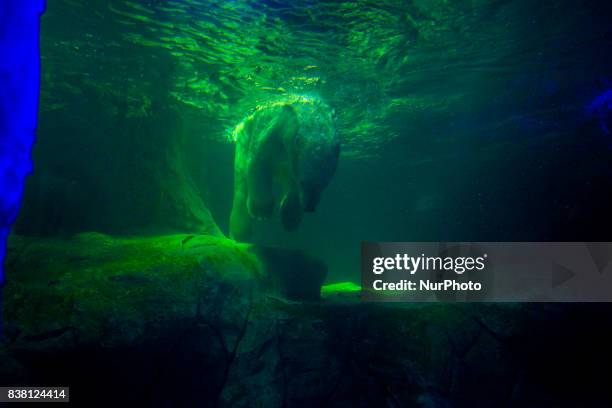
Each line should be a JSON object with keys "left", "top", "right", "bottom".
{"left": 229, "top": 95, "right": 340, "bottom": 242}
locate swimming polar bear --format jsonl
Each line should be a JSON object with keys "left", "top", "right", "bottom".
{"left": 229, "top": 95, "right": 339, "bottom": 242}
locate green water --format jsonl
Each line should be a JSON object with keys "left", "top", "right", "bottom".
{"left": 17, "top": 0, "right": 612, "bottom": 282}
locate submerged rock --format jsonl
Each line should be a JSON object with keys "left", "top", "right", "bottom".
{"left": 1, "top": 234, "right": 612, "bottom": 407}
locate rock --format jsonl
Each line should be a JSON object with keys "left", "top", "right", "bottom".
{"left": 2, "top": 234, "right": 612, "bottom": 406}
{"left": 15, "top": 54, "right": 221, "bottom": 237}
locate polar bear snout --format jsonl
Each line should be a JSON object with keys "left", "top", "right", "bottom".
{"left": 304, "top": 202, "right": 316, "bottom": 212}
{"left": 300, "top": 183, "right": 320, "bottom": 213}
{"left": 303, "top": 192, "right": 318, "bottom": 212}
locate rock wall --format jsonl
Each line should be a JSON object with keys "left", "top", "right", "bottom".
{"left": 15, "top": 49, "right": 221, "bottom": 237}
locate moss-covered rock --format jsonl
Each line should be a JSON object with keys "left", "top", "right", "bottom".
{"left": 2, "top": 234, "right": 612, "bottom": 406}
{"left": 4, "top": 233, "right": 258, "bottom": 349}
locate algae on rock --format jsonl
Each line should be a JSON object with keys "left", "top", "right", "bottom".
{"left": 4, "top": 234, "right": 611, "bottom": 406}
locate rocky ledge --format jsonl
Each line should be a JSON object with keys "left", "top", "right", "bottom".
{"left": 1, "top": 234, "right": 611, "bottom": 407}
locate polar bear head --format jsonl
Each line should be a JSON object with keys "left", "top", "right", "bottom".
{"left": 293, "top": 98, "right": 340, "bottom": 212}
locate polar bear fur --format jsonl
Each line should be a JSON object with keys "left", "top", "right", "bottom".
{"left": 229, "top": 95, "right": 339, "bottom": 242}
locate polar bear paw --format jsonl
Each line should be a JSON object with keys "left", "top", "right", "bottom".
{"left": 247, "top": 196, "right": 274, "bottom": 220}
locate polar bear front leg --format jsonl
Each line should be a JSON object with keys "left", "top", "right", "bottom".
{"left": 246, "top": 157, "right": 275, "bottom": 220}
{"left": 230, "top": 189, "right": 252, "bottom": 241}
{"left": 280, "top": 187, "right": 303, "bottom": 231}
{"left": 230, "top": 152, "right": 253, "bottom": 241}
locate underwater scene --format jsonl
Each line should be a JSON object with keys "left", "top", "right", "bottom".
{"left": 2, "top": 0, "right": 612, "bottom": 406}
